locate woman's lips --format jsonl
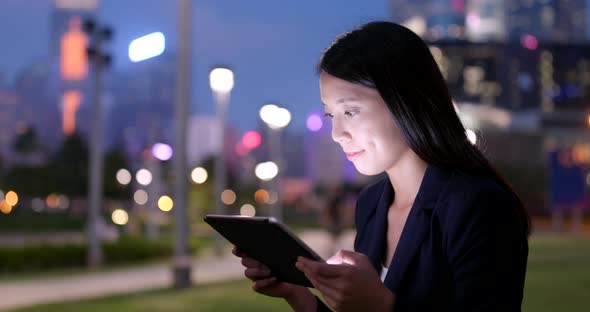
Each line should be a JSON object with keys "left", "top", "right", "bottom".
{"left": 345, "top": 150, "right": 364, "bottom": 161}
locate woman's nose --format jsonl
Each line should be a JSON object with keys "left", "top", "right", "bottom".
{"left": 331, "top": 119, "right": 351, "bottom": 143}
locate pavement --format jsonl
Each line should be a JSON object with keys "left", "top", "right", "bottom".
{"left": 0, "top": 229, "right": 355, "bottom": 311}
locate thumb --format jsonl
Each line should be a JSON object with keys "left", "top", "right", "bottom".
{"left": 338, "top": 249, "right": 361, "bottom": 265}
{"left": 327, "top": 249, "right": 358, "bottom": 265}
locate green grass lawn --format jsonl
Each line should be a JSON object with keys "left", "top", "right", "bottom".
{"left": 10, "top": 280, "right": 285, "bottom": 312}
{"left": 522, "top": 234, "right": 590, "bottom": 311}
{"left": 8, "top": 233, "right": 590, "bottom": 312}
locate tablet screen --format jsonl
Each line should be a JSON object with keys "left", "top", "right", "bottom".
{"left": 204, "top": 214, "right": 323, "bottom": 288}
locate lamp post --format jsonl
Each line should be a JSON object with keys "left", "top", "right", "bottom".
{"left": 172, "top": 0, "right": 192, "bottom": 289}
{"left": 83, "top": 18, "right": 112, "bottom": 268}
{"left": 259, "top": 104, "right": 291, "bottom": 221}
{"left": 210, "top": 67, "right": 234, "bottom": 254}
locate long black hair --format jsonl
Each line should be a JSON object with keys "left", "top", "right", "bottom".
{"left": 319, "top": 21, "right": 530, "bottom": 235}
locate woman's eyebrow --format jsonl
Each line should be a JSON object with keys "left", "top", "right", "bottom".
{"left": 337, "top": 97, "right": 359, "bottom": 104}
{"left": 321, "top": 97, "right": 359, "bottom": 106}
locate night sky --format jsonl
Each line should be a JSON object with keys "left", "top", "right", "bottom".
{"left": 0, "top": 0, "right": 389, "bottom": 132}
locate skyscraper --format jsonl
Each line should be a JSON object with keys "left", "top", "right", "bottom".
{"left": 391, "top": 0, "right": 469, "bottom": 40}
{"left": 51, "top": 0, "right": 98, "bottom": 56}
{"left": 465, "top": 0, "right": 506, "bottom": 41}
{"left": 390, "top": 0, "right": 590, "bottom": 113}
{"left": 51, "top": 0, "right": 98, "bottom": 140}
{"left": 392, "top": 0, "right": 588, "bottom": 43}
{"left": 507, "top": 0, "right": 588, "bottom": 43}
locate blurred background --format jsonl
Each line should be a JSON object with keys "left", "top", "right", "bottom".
{"left": 0, "top": 0, "right": 588, "bottom": 311}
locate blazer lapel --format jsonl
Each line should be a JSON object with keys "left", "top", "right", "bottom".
{"left": 366, "top": 179, "right": 394, "bottom": 272}
{"left": 383, "top": 198, "right": 431, "bottom": 290}
{"left": 383, "top": 165, "right": 452, "bottom": 290}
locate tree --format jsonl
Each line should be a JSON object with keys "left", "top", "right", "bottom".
{"left": 103, "top": 148, "right": 131, "bottom": 199}
{"left": 50, "top": 132, "right": 89, "bottom": 196}
{"left": 13, "top": 126, "right": 39, "bottom": 155}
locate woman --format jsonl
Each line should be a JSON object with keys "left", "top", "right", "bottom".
{"left": 233, "top": 21, "right": 530, "bottom": 311}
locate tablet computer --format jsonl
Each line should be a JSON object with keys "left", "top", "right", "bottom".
{"left": 203, "top": 214, "right": 323, "bottom": 288}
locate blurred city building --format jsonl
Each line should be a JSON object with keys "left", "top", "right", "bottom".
{"left": 0, "top": 88, "right": 21, "bottom": 166}
{"left": 392, "top": 0, "right": 590, "bottom": 112}
{"left": 392, "top": 0, "right": 590, "bottom": 217}
{"left": 392, "top": 0, "right": 589, "bottom": 42}
{"left": 507, "top": 0, "right": 588, "bottom": 43}
{"left": 53, "top": 0, "right": 97, "bottom": 141}
{"left": 107, "top": 51, "right": 176, "bottom": 163}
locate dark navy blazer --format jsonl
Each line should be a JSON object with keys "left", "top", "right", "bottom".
{"left": 317, "top": 165, "right": 529, "bottom": 311}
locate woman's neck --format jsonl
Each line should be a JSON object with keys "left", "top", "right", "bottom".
{"left": 385, "top": 152, "right": 428, "bottom": 208}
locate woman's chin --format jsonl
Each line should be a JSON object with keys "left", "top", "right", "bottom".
{"left": 353, "top": 164, "right": 382, "bottom": 176}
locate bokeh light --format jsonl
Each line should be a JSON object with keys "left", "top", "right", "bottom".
{"left": 0, "top": 200, "right": 12, "bottom": 214}
{"left": 221, "top": 189, "right": 237, "bottom": 205}
{"left": 129, "top": 32, "right": 166, "bottom": 63}
{"left": 116, "top": 168, "right": 132, "bottom": 185}
{"left": 152, "top": 143, "right": 173, "bottom": 161}
{"left": 31, "top": 198, "right": 44, "bottom": 212}
{"left": 306, "top": 114, "right": 323, "bottom": 132}
{"left": 158, "top": 195, "right": 174, "bottom": 212}
{"left": 255, "top": 161, "right": 279, "bottom": 181}
{"left": 191, "top": 167, "right": 208, "bottom": 184}
{"left": 134, "top": 190, "right": 148, "bottom": 205}
{"left": 240, "top": 204, "right": 256, "bottom": 217}
{"left": 260, "top": 104, "right": 292, "bottom": 129}
{"left": 273, "top": 107, "right": 292, "bottom": 129}
{"left": 136, "top": 169, "right": 153, "bottom": 186}
{"left": 58, "top": 195, "right": 70, "bottom": 210}
{"left": 209, "top": 67, "right": 235, "bottom": 93}
{"left": 254, "top": 189, "right": 270, "bottom": 204}
{"left": 259, "top": 104, "right": 278, "bottom": 125}
{"left": 267, "top": 190, "right": 278, "bottom": 205}
{"left": 46, "top": 193, "right": 60, "bottom": 209}
{"left": 235, "top": 142, "right": 249, "bottom": 157}
{"left": 5, "top": 191, "right": 18, "bottom": 206}
{"left": 521, "top": 34, "right": 538, "bottom": 50}
{"left": 242, "top": 131, "right": 262, "bottom": 149}
{"left": 111, "top": 209, "right": 129, "bottom": 225}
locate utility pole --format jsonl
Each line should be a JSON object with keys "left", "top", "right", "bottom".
{"left": 83, "top": 19, "right": 112, "bottom": 268}
{"left": 172, "top": 0, "right": 192, "bottom": 288}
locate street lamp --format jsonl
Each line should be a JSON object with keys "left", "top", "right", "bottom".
{"left": 128, "top": 32, "right": 165, "bottom": 63}
{"left": 259, "top": 104, "right": 291, "bottom": 221}
{"left": 210, "top": 67, "right": 234, "bottom": 254}
{"left": 172, "top": 0, "right": 192, "bottom": 289}
{"left": 83, "top": 18, "right": 112, "bottom": 268}
{"left": 255, "top": 161, "right": 279, "bottom": 181}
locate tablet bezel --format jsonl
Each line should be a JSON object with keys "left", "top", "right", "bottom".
{"left": 203, "top": 214, "right": 323, "bottom": 288}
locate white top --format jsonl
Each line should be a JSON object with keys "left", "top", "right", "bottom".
{"left": 380, "top": 265, "right": 389, "bottom": 282}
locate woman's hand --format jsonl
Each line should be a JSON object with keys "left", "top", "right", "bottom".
{"left": 296, "top": 250, "right": 395, "bottom": 312}
{"left": 232, "top": 247, "right": 317, "bottom": 311}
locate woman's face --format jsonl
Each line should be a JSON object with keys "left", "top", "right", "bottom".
{"left": 320, "top": 72, "right": 411, "bottom": 176}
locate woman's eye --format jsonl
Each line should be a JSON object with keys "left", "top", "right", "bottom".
{"left": 344, "top": 110, "right": 357, "bottom": 117}
{"left": 323, "top": 113, "right": 334, "bottom": 119}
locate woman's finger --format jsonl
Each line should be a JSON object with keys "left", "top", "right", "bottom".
{"left": 244, "top": 267, "right": 272, "bottom": 281}
{"left": 232, "top": 246, "right": 244, "bottom": 257}
{"left": 241, "top": 257, "right": 268, "bottom": 270}
{"left": 252, "top": 277, "right": 278, "bottom": 292}
{"left": 306, "top": 273, "right": 340, "bottom": 296}
{"left": 304, "top": 274, "right": 342, "bottom": 310}
{"left": 297, "top": 257, "right": 347, "bottom": 278}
